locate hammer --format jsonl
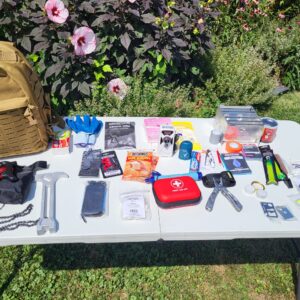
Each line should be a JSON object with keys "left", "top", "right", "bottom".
{"left": 36, "top": 172, "right": 69, "bottom": 235}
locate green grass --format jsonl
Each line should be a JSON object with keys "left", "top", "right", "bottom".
{"left": 259, "top": 92, "right": 300, "bottom": 123}
{"left": 0, "top": 240, "right": 298, "bottom": 299}
{"left": 1, "top": 92, "right": 300, "bottom": 300}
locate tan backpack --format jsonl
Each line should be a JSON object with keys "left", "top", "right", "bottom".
{"left": 0, "top": 41, "right": 62, "bottom": 158}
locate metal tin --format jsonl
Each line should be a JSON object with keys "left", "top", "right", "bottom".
{"left": 209, "top": 129, "right": 223, "bottom": 144}
{"left": 261, "top": 117, "right": 278, "bottom": 143}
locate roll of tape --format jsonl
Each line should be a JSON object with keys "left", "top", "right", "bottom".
{"left": 209, "top": 129, "right": 223, "bottom": 145}
{"left": 225, "top": 141, "right": 243, "bottom": 153}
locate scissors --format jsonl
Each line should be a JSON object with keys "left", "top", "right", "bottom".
{"left": 205, "top": 149, "right": 216, "bottom": 168}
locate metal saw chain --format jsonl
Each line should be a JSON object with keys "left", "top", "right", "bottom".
{"left": 0, "top": 204, "right": 38, "bottom": 232}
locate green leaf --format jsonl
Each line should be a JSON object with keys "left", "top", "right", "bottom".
{"left": 162, "top": 21, "right": 169, "bottom": 30}
{"left": 191, "top": 67, "right": 200, "bottom": 75}
{"left": 93, "top": 60, "right": 100, "bottom": 68}
{"left": 157, "top": 54, "right": 163, "bottom": 63}
{"left": 94, "top": 72, "right": 105, "bottom": 81}
{"left": 160, "top": 63, "right": 167, "bottom": 74}
{"left": 29, "top": 53, "right": 39, "bottom": 63}
{"left": 102, "top": 65, "right": 113, "bottom": 73}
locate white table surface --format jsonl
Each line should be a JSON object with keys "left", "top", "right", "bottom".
{"left": 0, "top": 117, "right": 300, "bottom": 246}
{"left": 158, "top": 118, "right": 300, "bottom": 241}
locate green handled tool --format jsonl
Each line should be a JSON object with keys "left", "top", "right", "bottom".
{"left": 265, "top": 155, "right": 278, "bottom": 185}
{"left": 274, "top": 160, "right": 286, "bottom": 181}
{"left": 259, "top": 145, "right": 293, "bottom": 188}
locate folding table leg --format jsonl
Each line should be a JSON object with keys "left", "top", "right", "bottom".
{"left": 297, "top": 263, "right": 300, "bottom": 300}
{"left": 291, "top": 239, "right": 300, "bottom": 300}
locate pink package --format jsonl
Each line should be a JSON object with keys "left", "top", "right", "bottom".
{"left": 144, "top": 117, "right": 171, "bottom": 143}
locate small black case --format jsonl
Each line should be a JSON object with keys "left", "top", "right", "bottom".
{"left": 0, "top": 161, "right": 47, "bottom": 205}
{"left": 81, "top": 181, "right": 107, "bottom": 222}
{"left": 202, "top": 171, "right": 236, "bottom": 188}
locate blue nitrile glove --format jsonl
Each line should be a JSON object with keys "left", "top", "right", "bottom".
{"left": 66, "top": 115, "right": 103, "bottom": 147}
{"left": 65, "top": 117, "right": 80, "bottom": 133}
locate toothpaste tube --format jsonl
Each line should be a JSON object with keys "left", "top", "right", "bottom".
{"left": 189, "top": 151, "right": 201, "bottom": 172}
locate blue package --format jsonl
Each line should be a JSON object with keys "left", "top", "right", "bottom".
{"left": 189, "top": 151, "right": 201, "bottom": 172}
{"left": 260, "top": 202, "right": 278, "bottom": 218}
{"left": 276, "top": 206, "right": 295, "bottom": 220}
{"left": 221, "top": 153, "right": 251, "bottom": 175}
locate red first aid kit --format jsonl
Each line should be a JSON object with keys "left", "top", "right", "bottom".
{"left": 152, "top": 176, "right": 201, "bottom": 208}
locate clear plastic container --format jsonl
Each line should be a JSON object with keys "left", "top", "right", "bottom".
{"left": 214, "top": 105, "right": 264, "bottom": 143}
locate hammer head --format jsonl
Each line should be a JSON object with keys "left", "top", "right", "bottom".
{"left": 36, "top": 172, "right": 69, "bottom": 185}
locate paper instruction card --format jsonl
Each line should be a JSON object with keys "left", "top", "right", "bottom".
{"left": 121, "top": 193, "right": 146, "bottom": 220}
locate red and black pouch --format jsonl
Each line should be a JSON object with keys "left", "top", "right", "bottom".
{"left": 152, "top": 176, "right": 201, "bottom": 209}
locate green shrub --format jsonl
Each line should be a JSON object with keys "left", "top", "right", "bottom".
{"left": 192, "top": 81, "right": 221, "bottom": 118}
{"left": 211, "top": 4, "right": 300, "bottom": 92}
{"left": 72, "top": 44, "right": 278, "bottom": 118}
{"left": 201, "top": 45, "right": 277, "bottom": 107}
{"left": 71, "top": 77, "right": 196, "bottom": 117}
{"left": 212, "top": 0, "right": 300, "bottom": 40}
{"left": 253, "top": 19, "right": 300, "bottom": 90}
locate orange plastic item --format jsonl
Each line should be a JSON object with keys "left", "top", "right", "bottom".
{"left": 225, "top": 141, "right": 243, "bottom": 153}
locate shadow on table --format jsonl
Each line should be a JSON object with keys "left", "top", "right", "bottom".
{"left": 42, "top": 239, "right": 299, "bottom": 270}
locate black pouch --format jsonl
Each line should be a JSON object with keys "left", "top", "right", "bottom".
{"left": 202, "top": 171, "right": 236, "bottom": 188}
{"left": 81, "top": 181, "right": 107, "bottom": 222}
{"left": 0, "top": 161, "right": 47, "bottom": 204}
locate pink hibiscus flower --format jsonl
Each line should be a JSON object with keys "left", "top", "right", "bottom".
{"left": 242, "top": 23, "right": 250, "bottom": 31}
{"left": 128, "top": 0, "right": 136, "bottom": 3}
{"left": 107, "top": 78, "right": 128, "bottom": 100}
{"left": 45, "top": 0, "right": 69, "bottom": 24}
{"left": 71, "top": 27, "right": 96, "bottom": 56}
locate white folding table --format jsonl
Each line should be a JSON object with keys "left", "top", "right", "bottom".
{"left": 0, "top": 117, "right": 300, "bottom": 247}
{"left": 158, "top": 119, "right": 300, "bottom": 241}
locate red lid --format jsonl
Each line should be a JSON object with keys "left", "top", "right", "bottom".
{"left": 224, "top": 126, "right": 239, "bottom": 140}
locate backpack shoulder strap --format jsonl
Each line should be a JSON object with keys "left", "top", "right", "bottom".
{"left": 17, "top": 161, "right": 48, "bottom": 173}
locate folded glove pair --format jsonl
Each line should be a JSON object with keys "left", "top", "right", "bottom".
{"left": 66, "top": 115, "right": 103, "bottom": 147}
